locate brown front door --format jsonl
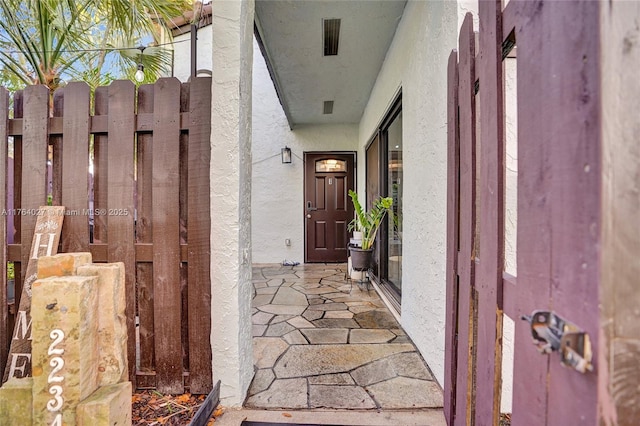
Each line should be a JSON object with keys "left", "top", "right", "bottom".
{"left": 304, "top": 152, "right": 355, "bottom": 263}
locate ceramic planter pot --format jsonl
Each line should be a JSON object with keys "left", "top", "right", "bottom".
{"left": 350, "top": 247, "right": 373, "bottom": 271}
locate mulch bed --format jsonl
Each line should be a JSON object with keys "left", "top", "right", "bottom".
{"left": 132, "top": 391, "right": 223, "bottom": 425}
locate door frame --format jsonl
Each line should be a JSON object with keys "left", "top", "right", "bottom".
{"left": 303, "top": 151, "right": 357, "bottom": 263}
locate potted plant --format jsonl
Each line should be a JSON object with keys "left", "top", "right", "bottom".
{"left": 347, "top": 189, "right": 394, "bottom": 270}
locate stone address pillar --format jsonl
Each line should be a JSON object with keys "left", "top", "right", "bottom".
{"left": 77, "top": 263, "right": 128, "bottom": 387}
{"left": 30, "top": 275, "right": 99, "bottom": 425}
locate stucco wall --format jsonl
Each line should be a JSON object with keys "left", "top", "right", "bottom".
{"left": 174, "top": 26, "right": 213, "bottom": 82}
{"left": 252, "top": 39, "right": 359, "bottom": 263}
{"left": 457, "top": 0, "right": 479, "bottom": 32}
{"left": 501, "top": 56, "right": 518, "bottom": 414}
{"left": 210, "top": 0, "right": 255, "bottom": 406}
{"left": 357, "top": 0, "right": 459, "bottom": 386}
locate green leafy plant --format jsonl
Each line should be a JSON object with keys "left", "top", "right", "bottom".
{"left": 7, "top": 262, "right": 14, "bottom": 280}
{"left": 347, "top": 189, "right": 394, "bottom": 250}
{"left": 0, "top": 0, "right": 189, "bottom": 91}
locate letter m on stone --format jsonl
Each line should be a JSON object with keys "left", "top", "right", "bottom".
{"left": 12, "top": 310, "right": 32, "bottom": 340}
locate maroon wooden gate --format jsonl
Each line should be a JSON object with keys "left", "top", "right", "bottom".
{"left": 0, "top": 78, "right": 213, "bottom": 394}
{"left": 445, "top": 1, "right": 602, "bottom": 424}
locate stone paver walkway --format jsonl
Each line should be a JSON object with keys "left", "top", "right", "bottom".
{"left": 247, "top": 263, "right": 444, "bottom": 411}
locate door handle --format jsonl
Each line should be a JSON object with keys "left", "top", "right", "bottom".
{"left": 306, "top": 214, "right": 312, "bottom": 219}
{"left": 306, "top": 201, "right": 317, "bottom": 211}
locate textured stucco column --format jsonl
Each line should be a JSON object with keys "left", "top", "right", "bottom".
{"left": 210, "top": 0, "right": 255, "bottom": 405}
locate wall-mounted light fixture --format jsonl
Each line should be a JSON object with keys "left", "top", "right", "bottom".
{"left": 281, "top": 146, "right": 292, "bottom": 164}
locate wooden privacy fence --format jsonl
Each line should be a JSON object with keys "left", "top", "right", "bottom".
{"left": 446, "top": 1, "right": 601, "bottom": 425}
{"left": 0, "top": 78, "right": 213, "bottom": 394}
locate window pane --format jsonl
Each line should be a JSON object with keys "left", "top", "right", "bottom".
{"left": 315, "top": 159, "right": 347, "bottom": 172}
{"left": 387, "top": 112, "right": 402, "bottom": 294}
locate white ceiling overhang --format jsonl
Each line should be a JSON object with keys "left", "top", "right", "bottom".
{"left": 255, "top": 0, "right": 407, "bottom": 127}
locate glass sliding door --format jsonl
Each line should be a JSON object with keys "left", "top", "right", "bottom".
{"left": 365, "top": 94, "right": 402, "bottom": 308}
{"left": 386, "top": 112, "right": 402, "bottom": 294}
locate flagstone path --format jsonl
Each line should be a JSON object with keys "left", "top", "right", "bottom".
{"left": 246, "top": 263, "right": 444, "bottom": 411}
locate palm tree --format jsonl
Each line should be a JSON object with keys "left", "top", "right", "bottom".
{"left": 0, "top": 0, "right": 190, "bottom": 91}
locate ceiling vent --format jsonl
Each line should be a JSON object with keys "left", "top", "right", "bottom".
{"left": 323, "top": 18, "right": 341, "bottom": 56}
{"left": 323, "top": 100, "right": 334, "bottom": 114}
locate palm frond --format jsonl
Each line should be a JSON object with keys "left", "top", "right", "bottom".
{"left": 0, "top": 0, "right": 188, "bottom": 89}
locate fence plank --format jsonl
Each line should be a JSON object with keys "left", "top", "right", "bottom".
{"left": 11, "top": 91, "right": 22, "bottom": 313}
{"left": 0, "top": 88, "right": 8, "bottom": 375}
{"left": 542, "top": 2, "right": 600, "bottom": 424}
{"left": 136, "top": 83, "right": 155, "bottom": 375}
{"left": 20, "top": 86, "right": 49, "bottom": 281}
{"left": 475, "top": 1, "right": 505, "bottom": 423}
{"left": 187, "top": 77, "right": 213, "bottom": 394}
{"left": 92, "top": 87, "right": 108, "bottom": 244}
{"left": 509, "top": 2, "right": 555, "bottom": 423}
{"left": 456, "top": 13, "right": 477, "bottom": 425}
{"left": 106, "top": 80, "right": 137, "bottom": 385}
{"left": 444, "top": 50, "right": 460, "bottom": 426}
{"left": 152, "top": 78, "right": 183, "bottom": 393}
{"left": 14, "top": 86, "right": 49, "bottom": 372}
{"left": 179, "top": 83, "right": 189, "bottom": 378}
{"left": 51, "top": 89, "right": 63, "bottom": 206}
{"left": 61, "top": 82, "right": 91, "bottom": 252}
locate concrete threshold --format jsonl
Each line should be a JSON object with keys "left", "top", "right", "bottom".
{"left": 215, "top": 407, "right": 447, "bottom": 426}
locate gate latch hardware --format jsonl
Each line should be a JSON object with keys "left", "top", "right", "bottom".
{"left": 521, "top": 310, "right": 593, "bottom": 373}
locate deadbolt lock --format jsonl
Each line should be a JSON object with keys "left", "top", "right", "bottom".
{"left": 521, "top": 310, "right": 593, "bottom": 374}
